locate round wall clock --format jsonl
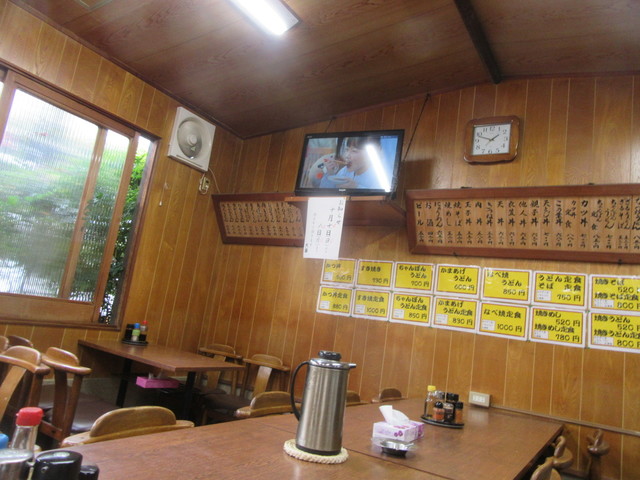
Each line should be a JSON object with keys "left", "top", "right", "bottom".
{"left": 463, "top": 115, "right": 520, "bottom": 164}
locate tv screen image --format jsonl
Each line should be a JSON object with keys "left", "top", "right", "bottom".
{"left": 294, "top": 129, "right": 404, "bottom": 197}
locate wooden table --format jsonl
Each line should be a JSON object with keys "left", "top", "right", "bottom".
{"left": 64, "top": 419, "right": 444, "bottom": 479}
{"left": 256, "top": 398, "right": 564, "bottom": 480}
{"left": 64, "top": 397, "right": 562, "bottom": 480}
{"left": 78, "top": 339, "right": 244, "bottom": 419}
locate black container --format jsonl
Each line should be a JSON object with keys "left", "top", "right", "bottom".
{"left": 123, "top": 324, "right": 134, "bottom": 341}
{"left": 32, "top": 451, "right": 82, "bottom": 480}
{"left": 79, "top": 463, "right": 100, "bottom": 479}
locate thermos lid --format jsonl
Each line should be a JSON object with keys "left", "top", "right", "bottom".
{"left": 318, "top": 350, "right": 341, "bottom": 361}
{"left": 311, "top": 351, "right": 356, "bottom": 370}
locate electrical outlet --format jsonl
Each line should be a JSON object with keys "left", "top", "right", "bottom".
{"left": 198, "top": 176, "right": 211, "bottom": 194}
{"left": 469, "top": 391, "right": 491, "bottom": 407}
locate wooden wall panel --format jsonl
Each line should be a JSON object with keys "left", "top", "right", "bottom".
{"left": 520, "top": 79, "right": 551, "bottom": 186}
{"left": 406, "top": 326, "right": 436, "bottom": 398}
{"left": 0, "top": 0, "right": 243, "bottom": 358}
{"left": 2, "top": 2, "right": 640, "bottom": 477}
{"left": 206, "top": 75, "right": 640, "bottom": 478}
{"left": 445, "top": 330, "right": 475, "bottom": 396}
{"left": 546, "top": 79, "right": 569, "bottom": 185}
{"left": 633, "top": 76, "right": 640, "bottom": 183}
{"left": 503, "top": 341, "right": 535, "bottom": 409}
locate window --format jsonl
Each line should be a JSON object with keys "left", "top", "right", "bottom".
{"left": 0, "top": 70, "right": 154, "bottom": 326}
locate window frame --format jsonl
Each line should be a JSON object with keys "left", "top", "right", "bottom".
{"left": 0, "top": 69, "right": 156, "bottom": 329}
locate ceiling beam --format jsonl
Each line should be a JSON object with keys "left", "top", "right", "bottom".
{"left": 453, "top": 0, "right": 502, "bottom": 84}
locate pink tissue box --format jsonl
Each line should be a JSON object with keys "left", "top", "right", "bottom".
{"left": 136, "top": 376, "right": 180, "bottom": 389}
{"left": 372, "top": 420, "right": 424, "bottom": 442}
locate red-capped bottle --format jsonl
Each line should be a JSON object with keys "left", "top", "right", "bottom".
{"left": 0, "top": 407, "right": 44, "bottom": 479}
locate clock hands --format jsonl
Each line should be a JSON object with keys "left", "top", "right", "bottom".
{"left": 477, "top": 134, "right": 500, "bottom": 142}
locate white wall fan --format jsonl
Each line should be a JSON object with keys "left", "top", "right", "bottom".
{"left": 167, "top": 107, "right": 216, "bottom": 172}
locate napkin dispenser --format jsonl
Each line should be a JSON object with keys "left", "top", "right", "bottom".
{"left": 372, "top": 405, "right": 424, "bottom": 443}
{"left": 136, "top": 375, "right": 179, "bottom": 389}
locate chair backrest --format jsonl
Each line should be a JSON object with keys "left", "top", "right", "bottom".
{"left": 530, "top": 456, "right": 561, "bottom": 480}
{"left": 198, "top": 343, "right": 242, "bottom": 392}
{"left": 7, "top": 335, "right": 34, "bottom": 348}
{"left": 0, "top": 346, "right": 49, "bottom": 421}
{"left": 371, "top": 387, "right": 403, "bottom": 403}
{"left": 60, "top": 406, "right": 194, "bottom": 447}
{"left": 245, "top": 353, "right": 284, "bottom": 399}
{"left": 586, "top": 429, "right": 610, "bottom": 480}
{"left": 0, "top": 336, "right": 9, "bottom": 353}
{"left": 552, "top": 435, "right": 574, "bottom": 470}
{"left": 346, "top": 390, "right": 364, "bottom": 406}
{"left": 234, "top": 391, "right": 293, "bottom": 419}
{"left": 39, "top": 347, "right": 93, "bottom": 444}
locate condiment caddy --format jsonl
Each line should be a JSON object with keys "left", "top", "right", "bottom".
{"left": 420, "top": 386, "right": 464, "bottom": 428}
{"left": 121, "top": 321, "right": 149, "bottom": 345}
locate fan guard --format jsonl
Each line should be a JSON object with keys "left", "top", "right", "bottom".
{"left": 168, "top": 107, "right": 216, "bottom": 172}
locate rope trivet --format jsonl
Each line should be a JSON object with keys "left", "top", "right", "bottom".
{"left": 283, "top": 439, "right": 349, "bottom": 464}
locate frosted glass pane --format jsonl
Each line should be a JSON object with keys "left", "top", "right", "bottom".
{"left": 0, "top": 89, "right": 98, "bottom": 297}
{"left": 71, "top": 130, "right": 129, "bottom": 301}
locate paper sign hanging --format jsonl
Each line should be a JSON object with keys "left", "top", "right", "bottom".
{"left": 352, "top": 288, "right": 391, "bottom": 321}
{"left": 321, "top": 258, "right": 356, "bottom": 285}
{"left": 482, "top": 268, "right": 531, "bottom": 303}
{"left": 435, "top": 264, "right": 481, "bottom": 298}
{"left": 529, "top": 307, "right": 585, "bottom": 347}
{"left": 590, "top": 275, "right": 640, "bottom": 312}
{"left": 391, "top": 293, "right": 432, "bottom": 325}
{"left": 355, "top": 260, "right": 394, "bottom": 289}
{"left": 478, "top": 301, "right": 528, "bottom": 340}
{"left": 432, "top": 296, "right": 479, "bottom": 332}
{"left": 316, "top": 285, "right": 353, "bottom": 316}
{"left": 533, "top": 271, "right": 587, "bottom": 309}
{"left": 589, "top": 311, "right": 640, "bottom": 353}
{"left": 393, "top": 262, "right": 434, "bottom": 292}
{"left": 303, "top": 197, "right": 346, "bottom": 259}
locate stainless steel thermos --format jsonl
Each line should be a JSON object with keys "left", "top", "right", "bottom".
{"left": 290, "top": 351, "right": 356, "bottom": 455}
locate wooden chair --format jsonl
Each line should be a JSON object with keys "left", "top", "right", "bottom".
{"left": 200, "top": 353, "right": 287, "bottom": 424}
{"left": 530, "top": 456, "right": 561, "bottom": 480}
{"left": 346, "top": 390, "right": 365, "bottom": 406}
{"left": 7, "top": 335, "right": 34, "bottom": 348}
{"left": 0, "top": 346, "right": 49, "bottom": 425}
{"left": 0, "top": 336, "right": 9, "bottom": 353}
{"left": 38, "top": 347, "right": 116, "bottom": 447}
{"left": 59, "top": 406, "right": 194, "bottom": 447}
{"left": 234, "top": 391, "right": 294, "bottom": 419}
{"left": 586, "top": 429, "right": 610, "bottom": 480}
{"left": 551, "top": 434, "right": 574, "bottom": 472}
{"left": 197, "top": 343, "right": 243, "bottom": 395}
{"left": 371, "top": 387, "right": 404, "bottom": 403}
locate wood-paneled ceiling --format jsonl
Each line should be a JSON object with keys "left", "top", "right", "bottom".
{"left": 13, "top": 0, "right": 640, "bottom": 139}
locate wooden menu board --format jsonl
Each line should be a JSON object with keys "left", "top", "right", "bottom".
{"left": 406, "top": 184, "right": 640, "bottom": 264}
{"left": 212, "top": 193, "right": 304, "bottom": 246}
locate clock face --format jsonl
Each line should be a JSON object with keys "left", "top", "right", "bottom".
{"left": 471, "top": 123, "right": 511, "bottom": 155}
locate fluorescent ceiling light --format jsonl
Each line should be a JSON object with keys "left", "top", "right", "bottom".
{"left": 228, "top": 0, "right": 299, "bottom": 36}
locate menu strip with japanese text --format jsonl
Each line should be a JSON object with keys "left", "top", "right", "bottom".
{"left": 213, "top": 193, "right": 304, "bottom": 246}
{"left": 406, "top": 184, "right": 640, "bottom": 264}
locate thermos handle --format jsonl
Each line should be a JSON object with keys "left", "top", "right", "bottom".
{"left": 290, "top": 361, "right": 309, "bottom": 420}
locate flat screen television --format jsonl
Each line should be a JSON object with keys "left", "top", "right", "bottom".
{"left": 294, "top": 129, "right": 404, "bottom": 197}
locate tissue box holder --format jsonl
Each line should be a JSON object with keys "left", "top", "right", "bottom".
{"left": 373, "top": 420, "right": 423, "bottom": 443}
{"left": 136, "top": 376, "right": 180, "bottom": 389}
